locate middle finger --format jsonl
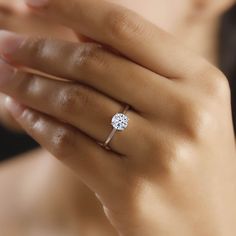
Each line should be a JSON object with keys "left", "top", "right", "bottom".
{"left": 0, "top": 31, "right": 170, "bottom": 113}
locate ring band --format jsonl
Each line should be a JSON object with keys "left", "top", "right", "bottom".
{"left": 102, "top": 104, "right": 130, "bottom": 149}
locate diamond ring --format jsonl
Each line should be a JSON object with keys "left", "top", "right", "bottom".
{"left": 102, "top": 105, "right": 130, "bottom": 149}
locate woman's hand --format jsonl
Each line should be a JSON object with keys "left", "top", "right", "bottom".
{"left": 0, "top": 0, "right": 236, "bottom": 235}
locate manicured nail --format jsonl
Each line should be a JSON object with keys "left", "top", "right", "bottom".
{"left": 25, "top": 0, "right": 49, "bottom": 8}
{"left": 0, "top": 30, "right": 25, "bottom": 59}
{"left": 0, "top": 59, "right": 15, "bottom": 87}
{"left": 5, "top": 97, "right": 25, "bottom": 118}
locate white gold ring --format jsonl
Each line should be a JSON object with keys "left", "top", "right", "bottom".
{"left": 103, "top": 105, "right": 130, "bottom": 149}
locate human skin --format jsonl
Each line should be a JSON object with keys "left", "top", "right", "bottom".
{"left": 0, "top": 2, "right": 117, "bottom": 235}
{"left": 0, "top": 0, "right": 231, "bottom": 130}
{"left": 0, "top": 0, "right": 75, "bottom": 130}
{"left": 0, "top": 0, "right": 236, "bottom": 235}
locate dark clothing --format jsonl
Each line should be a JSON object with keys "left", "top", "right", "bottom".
{"left": 0, "top": 125, "right": 38, "bottom": 160}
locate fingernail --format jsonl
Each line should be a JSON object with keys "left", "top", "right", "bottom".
{"left": 25, "top": 0, "right": 49, "bottom": 8}
{"left": 5, "top": 97, "right": 25, "bottom": 118}
{"left": 0, "top": 30, "right": 25, "bottom": 59}
{"left": 0, "top": 59, "right": 15, "bottom": 87}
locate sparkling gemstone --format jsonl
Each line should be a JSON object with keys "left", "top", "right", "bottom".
{"left": 111, "top": 113, "right": 129, "bottom": 131}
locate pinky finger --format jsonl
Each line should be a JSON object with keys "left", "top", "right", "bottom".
{"left": 5, "top": 97, "right": 124, "bottom": 193}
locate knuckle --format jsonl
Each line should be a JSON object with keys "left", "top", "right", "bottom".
{"left": 51, "top": 127, "right": 74, "bottom": 158}
{"left": 106, "top": 8, "right": 145, "bottom": 40}
{"left": 149, "top": 137, "right": 195, "bottom": 179}
{"left": 177, "top": 99, "right": 213, "bottom": 141}
{"left": 147, "top": 132, "right": 192, "bottom": 175}
{"left": 71, "top": 43, "right": 108, "bottom": 72}
{"left": 21, "top": 109, "right": 42, "bottom": 132}
{"left": 199, "top": 66, "right": 231, "bottom": 99}
{"left": 16, "top": 73, "right": 39, "bottom": 98}
{"left": 22, "top": 109, "right": 46, "bottom": 137}
{"left": 24, "top": 38, "right": 49, "bottom": 62}
{"left": 57, "top": 85, "right": 90, "bottom": 114}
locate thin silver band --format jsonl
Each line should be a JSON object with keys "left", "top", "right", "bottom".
{"left": 103, "top": 104, "right": 130, "bottom": 149}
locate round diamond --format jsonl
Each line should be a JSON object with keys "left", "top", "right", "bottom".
{"left": 111, "top": 113, "right": 129, "bottom": 131}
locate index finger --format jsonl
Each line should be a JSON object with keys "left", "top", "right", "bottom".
{"left": 25, "top": 0, "right": 208, "bottom": 79}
